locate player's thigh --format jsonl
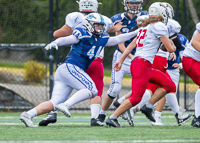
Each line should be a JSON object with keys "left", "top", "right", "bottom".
{"left": 50, "top": 81, "right": 73, "bottom": 107}
{"left": 62, "top": 63, "right": 97, "bottom": 93}
{"left": 167, "top": 69, "right": 180, "bottom": 89}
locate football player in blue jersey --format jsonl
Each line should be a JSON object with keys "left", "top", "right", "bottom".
{"left": 19, "top": 13, "right": 138, "bottom": 127}
{"left": 39, "top": 0, "right": 126, "bottom": 127}
{"left": 98, "top": 0, "right": 148, "bottom": 126}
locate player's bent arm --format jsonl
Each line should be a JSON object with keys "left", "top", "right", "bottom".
{"left": 160, "top": 36, "right": 176, "bottom": 53}
{"left": 191, "top": 32, "right": 200, "bottom": 52}
{"left": 107, "top": 22, "right": 126, "bottom": 33}
{"left": 105, "top": 30, "right": 138, "bottom": 47}
{"left": 53, "top": 25, "right": 73, "bottom": 38}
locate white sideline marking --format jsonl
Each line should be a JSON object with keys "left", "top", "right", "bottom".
{"left": 0, "top": 115, "right": 177, "bottom": 119}
{"left": 0, "top": 140, "right": 200, "bottom": 143}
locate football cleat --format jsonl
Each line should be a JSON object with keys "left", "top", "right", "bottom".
{"left": 56, "top": 103, "right": 71, "bottom": 117}
{"left": 191, "top": 115, "right": 197, "bottom": 126}
{"left": 113, "top": 100, "right": 128, "bottom": 120}
{"left": 98, "top": 114, "right": 106, "bottom": 123}
{"left": 39, "top": 111, "right": 57, "bottom": 126}
{"left": 130, "top": 106, "right": 140, "bottom": 119}
{"left": 106, "top": 117, "right": 123, "bottom": 127}
{"left": 151, "top": 117, "right": 163, "bottom": 126}
{"left": 140, "top": 104, "right": 156, "bottom": 122}
{"left": 192, "top": 116, "right": 200, "bottom": 128}
{"left": 126, "top": 110, "right": 134, "bottom": 127}
{"left": 20, "top": 112, "right": 38, "bottom": 127}
{"left": 175, "top": 107, "right": 193, "bottom": 126}
{"left": 90, "top": 118, "right": 104, "bottom": 126}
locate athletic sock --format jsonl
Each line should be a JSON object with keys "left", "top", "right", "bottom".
{"left": 90, "top": 104, "right": 101, "bottom": 119}
{"left": 117, "top": 96, "right": 126, "bottom": 104}
{"left": 27, "top": 108, "right": 37, "bottom": 118}
{"left": 64, "top": 89, "right": 92, "bottom": 108}
{"left": 165, "top": 93, "right": 179, "bottom": 114}
{"left": 195, "top": 89, "right": 200, "bottom": 118}
{"left": 100, "top": 109, "right": 107, "bottom": 115}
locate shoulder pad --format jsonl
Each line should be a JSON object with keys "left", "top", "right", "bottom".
{"left": 111, "top": 13, "right": 123, "bottom": 25}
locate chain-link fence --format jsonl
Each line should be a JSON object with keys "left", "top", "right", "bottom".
{"left": 0, "top": 44, "right": 49, "bottom": 109}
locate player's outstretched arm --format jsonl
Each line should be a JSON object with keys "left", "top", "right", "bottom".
{"left": 44, "top": 35, "right": 79, "bottom": 50}
{"left": 191, "top": 32, "right": 200, "bottom": 52}
{"left": 105, "top": 30, "right": 138, "bottom": 47}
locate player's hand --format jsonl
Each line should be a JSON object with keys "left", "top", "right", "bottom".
{"left": 44, "top": 42, "right": 58, "bottom": 50}
{"left": 169, "top": 52, "right": 176, "bottom": 61}
{"left": 115, "top": 22, "right": 126, "bottom": 31}
{"left": 113, "top": 61, "right": 122, "bottom": 72}
{"left": 172, "top": 63, "right": 181, "bottom": 69}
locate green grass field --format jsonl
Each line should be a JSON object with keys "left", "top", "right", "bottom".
{"left": 0, "top": 112, "right": 199, "bottom": 143}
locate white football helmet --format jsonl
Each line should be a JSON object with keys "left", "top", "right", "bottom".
{"left": 76, "top": 0, "right": 100, "bottom": 13}
{"left": 123, "top": 0, "right": 143, "bottom": 14}
{"left": 148, "top": 2, "right": 169, "bottom": 25}
{"left": 162, "top": 2, "right": 174, "bottom": 19}
{"left": 84, "top": 13, "right": 106, "bottom": 36}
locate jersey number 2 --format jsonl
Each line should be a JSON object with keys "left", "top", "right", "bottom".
{"left": 136, "top": 29, "right": 147, "bottom": 47}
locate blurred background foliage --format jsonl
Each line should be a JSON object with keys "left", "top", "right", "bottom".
{"left": 0, "top": 0, "right": 200, "bottom": 69}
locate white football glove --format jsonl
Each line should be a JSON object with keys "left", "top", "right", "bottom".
{"left": 44, "top": 42, "right": 58, "bottom": 50}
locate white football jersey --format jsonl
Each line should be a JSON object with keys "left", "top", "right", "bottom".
{"left": 65, "top": 12, "right": 113, "bottom": 59}
{"left": 156, "top": 19, "right": 181, "bottom": 58}
{"left": 183, "top": 22, "right": 200, "bottom": 62}
{"left": 134, "top": 22, "right": 168, "bottom": 63}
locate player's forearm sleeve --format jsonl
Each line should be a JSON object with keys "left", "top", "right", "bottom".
{"left": 105, "top": 30, "right": 138, "bottom": 46}
{"left": 54, "top": 35, "right": 79, "bottom": 46}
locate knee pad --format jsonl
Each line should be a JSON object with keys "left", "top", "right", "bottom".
{"left": 128, "top": 94, "right": 143, "bottom": 106}
{"left": 163, "top": 80, "right": 176, "bottom": 93}
{"left": 107, "top": 82, "right": 122, "bottom": 98}
{"left": 91, "top": 88, "right": 98, "bottom": 98}
{"left": 108, "top": 94, "right": 115, "bottom": 99}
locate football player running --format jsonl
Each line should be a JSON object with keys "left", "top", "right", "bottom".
{"left": 38, "top": 0, "right": 125, "bottom": 127}
{"left": 182, "top": 22, "right": 200, "bottom": 128}
{"left": 19, "top": 13, "right": 138, "bottom": 127}
{"left": 97, "top": 0, "right": 148, "bottom": 126}
{"left": 106, "top": 2, "right": 176, "bottom": 127}
{"left": 126, "top": 2, "right": 193, "bottom": 126}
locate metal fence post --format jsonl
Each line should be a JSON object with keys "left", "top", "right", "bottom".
{"left": 49, "top": 0, "right": 54, "bottom": 98}
{"left": 183, "top": 0, "right": 188, "bottom": 110}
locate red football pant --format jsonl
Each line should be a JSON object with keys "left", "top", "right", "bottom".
{"left": 182, "top": 56, "right": 200, "bottom": 87}
{"left": 85, "top": 58, "right": 104, "bottom": 97}
{"left": 147, "top": 56, "right": 176, "bottom": 94}
{"left": 128, "top": 57, "right": 176, "bottom": 106}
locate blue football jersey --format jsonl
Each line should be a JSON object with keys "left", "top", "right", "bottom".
{"left": 64, "top": 27, "right": 109, "bottom": 71}
{"left": 111, "top": 11, "right": 148, "bottom": 55}
{"left": 168, "top": 34, "right": 188, "bottom": 70}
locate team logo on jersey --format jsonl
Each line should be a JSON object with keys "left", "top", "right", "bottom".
{"left": 122, "top": 28, "right": 129, "bottom": 33}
